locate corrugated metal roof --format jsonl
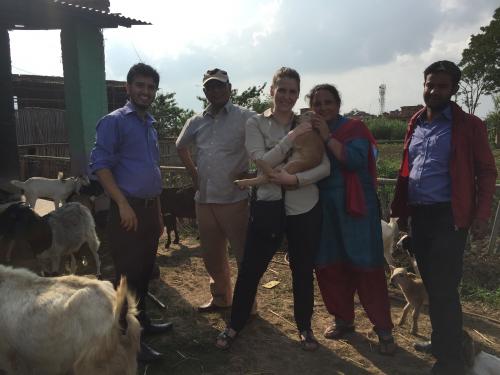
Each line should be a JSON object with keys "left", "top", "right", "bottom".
{"left": 0, "top": 0, "right": 151, "bottom": 30}
{"left": 51, "top": 0, "right": 151, "bottom": 27}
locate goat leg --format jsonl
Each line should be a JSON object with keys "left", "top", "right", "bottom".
{"left": 398, "top": 302, "right": 411, "bottom": 326}
{"left": 411, "top": 304, "right": 422, "bottom": 335}
{"left": 173, "top": 221, "right": 179, "bottom": 245}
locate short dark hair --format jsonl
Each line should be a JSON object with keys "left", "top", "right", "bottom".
{"left": 306, "top": 84, "right": 342, "bottom": 107}
{"left": 127, "top": 63, "right": 160, "bottom": 88}
{"left": 272, "top": 67, "right": 301, "bottom": 90}
{"left": 424, "top": 60, "right": 461, "bottom": 86}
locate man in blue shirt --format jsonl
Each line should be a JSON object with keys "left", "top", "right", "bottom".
{"left": 392, "top": 61, "right": 497, "bottom": 375}
{"left": 90, "top": 63, "right": 172, "bottom": 363}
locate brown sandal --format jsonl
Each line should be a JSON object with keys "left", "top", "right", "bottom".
{"left": 299, "top": 330, "right": 319, "bottom": 351}
{"left": 324, "top": 324, "right": 355, "bottom": 339}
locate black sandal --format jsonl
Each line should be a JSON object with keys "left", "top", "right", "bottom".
{"left": 215, "top": 328, "right": 238, "bottom": 350}
{"left": 378, "top": 335, "right": 397, "bottom": 356}
{"left": 299, "top": 330, "right": 319, "bottom": 351}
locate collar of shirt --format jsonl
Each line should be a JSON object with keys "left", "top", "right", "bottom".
{"left": 417, "top": 104, "right": 452, "bottom": 125}
{"left": 203, "top": 101, "right": 234, "bottom": 117}
{"left": 123, "top": 101, "right": 156, "bottom": 124}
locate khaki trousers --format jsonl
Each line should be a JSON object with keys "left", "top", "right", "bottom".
{"left": 196, "top": 199, "right": 248, "bottom": 306}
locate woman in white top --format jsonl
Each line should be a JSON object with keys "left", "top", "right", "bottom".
{"left": 215, "top": 67, "right": 330, "bottom": 351}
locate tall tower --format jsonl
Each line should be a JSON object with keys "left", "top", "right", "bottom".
{"left": 379, "top": 84, "right": 386, "bottom": 115}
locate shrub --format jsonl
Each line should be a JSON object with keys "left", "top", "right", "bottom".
{"left": 365, "top": 117, "right": 406, "bottom": 140}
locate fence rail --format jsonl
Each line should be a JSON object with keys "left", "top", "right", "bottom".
{"left": 16, "top": 154, "right": 500, "bottom": 254}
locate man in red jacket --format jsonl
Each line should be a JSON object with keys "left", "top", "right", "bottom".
{"left": 391, "top": 60, "right": 497, "bottom": 375}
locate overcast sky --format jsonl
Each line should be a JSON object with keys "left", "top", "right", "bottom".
{"left": 8, "top": 0, "right": 499, "bottom": 118}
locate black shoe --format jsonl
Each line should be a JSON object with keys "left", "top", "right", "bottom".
{"left": 143, "top": 321, "right": 174, "bottom": 335}
{"left": 197, "top": 301, "right": 231, "bottom": 313}
{"left": 138, "top": 342, "right": 163, "bottom": 363}
{"left": 414, "top": 340, "right": 432, "bottom": 354}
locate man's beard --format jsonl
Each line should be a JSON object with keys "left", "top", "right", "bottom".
{"left": 424, "top": 95, "right": 451, "bottom": 112}
{"left": 131, "top": 99, "right": 150, "bottom": 111}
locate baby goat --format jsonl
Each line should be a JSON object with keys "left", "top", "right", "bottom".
{"left": 11, "top": 174, "right": 90, "bottom": 209}
{"left": 0, "top": 266, "right": 140, "bottom": 375}
{"left": 390, "top": 266, "right": 428, "bottom": 335}
{"left": 0, "top": 202, "right": 101, "bottom": 277}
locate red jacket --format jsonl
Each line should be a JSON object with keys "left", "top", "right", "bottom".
{"left": 391, "top": 102, "right": 497, "bottom": 229}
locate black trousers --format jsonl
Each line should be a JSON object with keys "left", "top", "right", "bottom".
{"left": 230, "top": 202, "right": 322, "bottom": 332}
{"left": 107, "top": 199, "right": 161, "bottom": 324}
{"left": 411, "top": 203, "right": 467, "bottom": 367}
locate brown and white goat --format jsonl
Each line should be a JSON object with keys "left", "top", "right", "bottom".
{"left": 0, "top": 265, "right": 140, "bottom": 375}
{"left": 390, "top": 266, "right": 428, "bottom": 335}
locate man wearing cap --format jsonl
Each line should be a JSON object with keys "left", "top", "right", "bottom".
{"left": 176, "top": 69, "right": 255, "bottom": 312}
{"left": 90, "top": 63, "right": 172, "bottom": 363}
{"left": 391, "top": 60, "right": 496, "bottom": 375}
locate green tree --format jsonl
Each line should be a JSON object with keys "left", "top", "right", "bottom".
{"left": 459, "top": 7, "right": 500, "bottom": 114}
{"left": 150, "top": 92, "right": 195, "bottom": 138}
{"left": 486, "top": 94, "right": 500, "bottom": 147}
{"left": 197, "top": 83, "right": 272, "bottom": 113}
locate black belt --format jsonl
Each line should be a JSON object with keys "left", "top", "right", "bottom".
{"left": 126, "top": 196, "right": 157, "bottom": 208}
{"left": 410, "top": 202, "right": 451, "bottom": 214}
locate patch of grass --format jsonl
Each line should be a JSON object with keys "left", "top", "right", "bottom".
{"left": 460, "top": 284, "right": 500, "bottom": 308}
{"left": 366, "top": 117, "right": 406, "bottom": 140}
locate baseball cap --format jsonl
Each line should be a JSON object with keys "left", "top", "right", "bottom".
{"left": 203, "top": 68, "right": 229, "bottom": 85}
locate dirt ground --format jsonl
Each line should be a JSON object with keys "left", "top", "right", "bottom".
{"left": 2, "top": 199, "right": 499, "bottom": 374}
{"left": 130, "top": 235, "right": 500, "bottom": 375}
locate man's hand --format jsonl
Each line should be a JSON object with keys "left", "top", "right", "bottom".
{"left": 471, "top": 219, "right": 489, "bottom": 240}
{"left": 189, "top": 169, "right": 199, "bottom": 191}
{"left": 118, "top": 201, "right": 138, "bottom": 232}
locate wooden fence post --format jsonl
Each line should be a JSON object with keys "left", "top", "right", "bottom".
{"left": 488, "top": 201, "right": 500, "bottom": 254}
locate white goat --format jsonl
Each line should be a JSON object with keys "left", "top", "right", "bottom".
{"left": 11, "top": 175, "right": 90, "bottom": 209}
{"left": 0, "top": 202, "right": 101, "bottom": 277}
{"left": 0, "top": 265, "right": 140, "bottom": 375}
{"left": 381, "top": 217, "right": 399, "bottom": 266}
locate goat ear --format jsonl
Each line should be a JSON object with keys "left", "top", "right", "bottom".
{"left": 57, "top": 171, "right": 63, "bottom": 180}
{"left": 389, "top": 265, "right": 395, "bottom": 272}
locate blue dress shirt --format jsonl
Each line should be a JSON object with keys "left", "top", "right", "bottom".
{"left": 408, "top": 105, "right": 452, "bottom": 204}
{"left": 89, "top": 101, "right": 162, "bottom": 198}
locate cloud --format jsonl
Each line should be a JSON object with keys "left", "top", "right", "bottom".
{"left": 8, "top": 0, "right": 499, "bottom": 116}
